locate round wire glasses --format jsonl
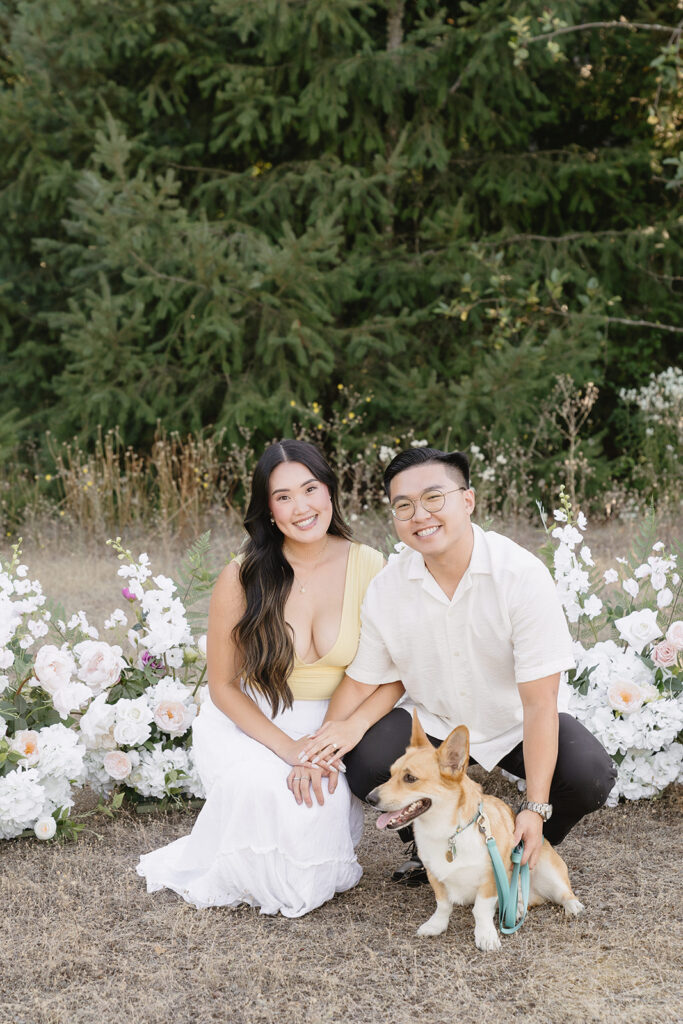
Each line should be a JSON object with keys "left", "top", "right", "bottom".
{"left": 390, "top": 486, "right": 467, "bottom": 521}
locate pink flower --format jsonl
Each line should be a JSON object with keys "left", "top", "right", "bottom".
{"left": 652, "top": 640, "right": 678, "bottom": 668}
{"left": 153, "top": 700, "right": 195, "bottom": 737}
{"left": 121, "top": 588, "right": 137, "bottom": 602}
{"left": 103, "top": 750, "right": 134, "bottom": 781}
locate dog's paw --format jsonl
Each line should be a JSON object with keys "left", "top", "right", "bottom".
{"left": 563, "top": 898, "right": 584, "bottom": 917}
{"left": 474, "top": 926, "right": 501, "bottom": 952}
{"left": 417, "top": 915, "right": 449, "bottom": 937}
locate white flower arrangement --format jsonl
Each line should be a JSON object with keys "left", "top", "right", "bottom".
{"left": 0, "top": 535, "right": 213, "bottom": 840}
{"left": 544, "top": 491, "right": 682, "bottom": 804}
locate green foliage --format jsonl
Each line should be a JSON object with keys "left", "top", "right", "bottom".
{"left": 0, "top": 0, "right": 680, "bottom": 504}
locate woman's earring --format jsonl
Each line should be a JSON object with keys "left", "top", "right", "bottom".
{"left": 270, "top": 516, "right": 275, "bottom": 525}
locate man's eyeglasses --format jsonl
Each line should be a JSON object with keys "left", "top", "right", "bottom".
{"left": 390, "top": 486, "right": 468, "bottom": 521}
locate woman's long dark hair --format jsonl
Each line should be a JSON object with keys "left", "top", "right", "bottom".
{"left": 233, "top": 440, "right": 352, "bottom": 716}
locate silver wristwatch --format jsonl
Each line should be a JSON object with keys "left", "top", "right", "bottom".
{"left": 519, "top": 800, "right": 553, "bottom": 821}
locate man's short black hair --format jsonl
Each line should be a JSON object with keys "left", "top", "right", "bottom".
{"left": 383, "top": 447, "right": 470, "bottom": 496}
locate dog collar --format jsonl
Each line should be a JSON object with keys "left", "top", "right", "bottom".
{"left": 446, "top": 801, "right": 484, "bottom": 862}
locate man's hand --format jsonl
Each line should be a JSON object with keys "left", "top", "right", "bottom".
{"left": 513, "top": 809, "right": 544, "bottom": 869}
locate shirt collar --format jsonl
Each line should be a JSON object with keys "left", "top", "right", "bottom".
{"left": 405, "top": 523, "right": 492, "bottom": 581}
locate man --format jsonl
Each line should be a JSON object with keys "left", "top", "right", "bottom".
{"left": 308, "top": 447, "right": 616, "bottom": 881}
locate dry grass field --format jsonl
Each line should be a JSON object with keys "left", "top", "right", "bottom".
{"left": 1, "top": 514, "right": 681, "bottom": 1024}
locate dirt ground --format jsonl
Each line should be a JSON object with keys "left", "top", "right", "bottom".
{"left": 1, "top": 514, "right": 681, "bottom": 1024}
{"left": 1, "top": 781, "right": 681, "bottom": 1024}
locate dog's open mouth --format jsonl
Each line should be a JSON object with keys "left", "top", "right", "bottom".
{"left": 375, "top": 799, "right": 432, "bottom": 830}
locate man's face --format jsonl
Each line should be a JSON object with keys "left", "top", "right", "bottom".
{"left": 388, "top": 462, "right": 475, "bottom": 558}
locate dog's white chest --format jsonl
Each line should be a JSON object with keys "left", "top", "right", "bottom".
{"left": 415, "top": 820, "right": 489, "bottom": 905}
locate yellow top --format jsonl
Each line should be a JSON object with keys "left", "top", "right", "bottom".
{"left": 235, "top": 542, "right": 384, "bottom": 702}
{"left": 289, "top": 542, "right": 384, "bottom": 700}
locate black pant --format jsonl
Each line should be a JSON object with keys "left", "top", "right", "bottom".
{"left": 345, "top": 709, "right": 617, "bottom": 846}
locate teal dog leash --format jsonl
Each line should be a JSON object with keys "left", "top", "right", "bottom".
{"left": 447, "top": 801, "right": 531, "bottom": 935}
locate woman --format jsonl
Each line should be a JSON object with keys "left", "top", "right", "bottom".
{"left": 137, "top": 439, "right": 403, "bottom": 917}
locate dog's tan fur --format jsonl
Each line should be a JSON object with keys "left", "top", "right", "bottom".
{"left": 370, "top": 712, "right": 583, "bottom": 951}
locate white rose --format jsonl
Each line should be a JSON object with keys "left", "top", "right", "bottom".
{"left": 0, "top": 648, "right": 14, "bottom": 670}
{"left": 603, "top": 569, "right": 619, "bottom": 584}
{"left": 103, "top": 749, "right": 134, "bottom": 781}
{"left": 113, "top": 697, "right": 154, "bottom": 747}
{"left": 34, "top": 644, "right": 76, "bottom": 694}
{"left": 74, "top": 640, "right": 126, "bottom": 695}
{"left": 51, "top": 681, "right": 93, "bottom": 720}
{"left": 78, "top": 693, "right": 117, "bottom": 750}
{"left": 623, "top": 578, "right": 639, "bottom": 599}
{"left": 656, "top": 587, "right": 673, "bottom": 610}
{"left": 34, "top": 816, "right": 57, "bottom": 840}
{"left": 615, "top": 609, "right": 662, "bottom": 653}
{"left": 666, "top": 621, "right": 683, "bottom": 650}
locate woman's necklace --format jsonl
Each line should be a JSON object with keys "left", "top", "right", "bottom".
{"left": 285, "top": 537, "right": 330, "bottom": 594}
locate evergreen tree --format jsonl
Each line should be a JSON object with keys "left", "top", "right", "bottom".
{"left": 0, "top": 0, "right": 680, "bottom": 493}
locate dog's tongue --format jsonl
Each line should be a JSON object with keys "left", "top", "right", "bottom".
{"left": 375, "top": 811, "right": 396, "bottom": 830}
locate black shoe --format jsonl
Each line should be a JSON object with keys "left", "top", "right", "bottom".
{"left": 391, "top": 841, "right": 428, "bottom": 886}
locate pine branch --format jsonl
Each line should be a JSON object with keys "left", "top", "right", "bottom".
{"left": 526, "top": 20, "right": 682, "bottom": 46}
{"left": 549, "top": 309, "right": 683, "bottom": 334}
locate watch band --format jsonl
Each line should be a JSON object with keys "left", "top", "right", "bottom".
{"left": 519, "top": 800, "right": 553, "bottom": 821}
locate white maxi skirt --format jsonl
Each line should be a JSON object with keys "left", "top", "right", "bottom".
{"left": 136, "top": 694, "right": 364, "bottom": 918}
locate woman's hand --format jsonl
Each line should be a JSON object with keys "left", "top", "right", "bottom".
{"left": 297, "top": 718, "right": 367, "bottom": 769}
{"left": 286, "top": 764, "right": 333, "bottom": 807}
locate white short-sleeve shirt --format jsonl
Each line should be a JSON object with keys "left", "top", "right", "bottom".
{"left": 347, "top": 523, "right": 575, "bottom": 771}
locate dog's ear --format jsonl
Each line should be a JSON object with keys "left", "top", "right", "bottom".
{"left": 438, "top": 725, "right": 470, "bottom": 775}
{"left": 409, "top": 709, "right": 430, "bottom": 748}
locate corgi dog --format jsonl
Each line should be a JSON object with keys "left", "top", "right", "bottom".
{"left": 367, "top": 712, "right": 584, "bottom": 951}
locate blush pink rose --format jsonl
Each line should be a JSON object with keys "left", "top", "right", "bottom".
{"left": 652, "top": 640, "right": 678, "bottom": 668}
{"left": 103, "top": 750, "right": 134, "bottom": 781}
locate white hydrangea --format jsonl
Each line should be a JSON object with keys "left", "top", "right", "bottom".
{"left": 0, "top": 768, "right": 47, "bottom": 840}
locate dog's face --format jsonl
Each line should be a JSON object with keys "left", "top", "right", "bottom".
{"left": 367, "top": 713, "right": 471, "bottom": 832}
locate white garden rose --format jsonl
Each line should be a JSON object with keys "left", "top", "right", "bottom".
{"left": 103, "top": 749, "right": 134, "bottom": 781}
{"left": 666, "top": 621, "right": 683, "bottom": 650}
{"left": 33, "top": 644, "right": 76, "bottom": 695}
{"left": 0, "top": 648, "right": 14, "bottom": 670}
{"left": 51, "top": 680, "right": 93, "bottom": 720}
{"left": 11, "top": 730, "right": 40, "bottom": 766}
{"left": 74, "top": 640, "right": 125, "bottom": 694}
{"left": 78, "top": 693, "right": 117, "bottom": 750}
{"left": 607, "top": 679, "right": 646, "bottom": 715}
{"left": 113, "top": 697, "right": 154, "bottom": 747}
{"left": 623, "top": 578, "right": 639, "bottom": 599}
{"left": 34, "top": 816, "right": 57, "bottom": 840}
{"left": 153, "top": 700, "right": 196, "bottom": 737}
{"left": 614, "top": 608, "right": 662, "bottom": 653}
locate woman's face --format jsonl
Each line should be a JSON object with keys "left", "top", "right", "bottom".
{"left": 268, "top": 460, "right": 333, "bottom": 544}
